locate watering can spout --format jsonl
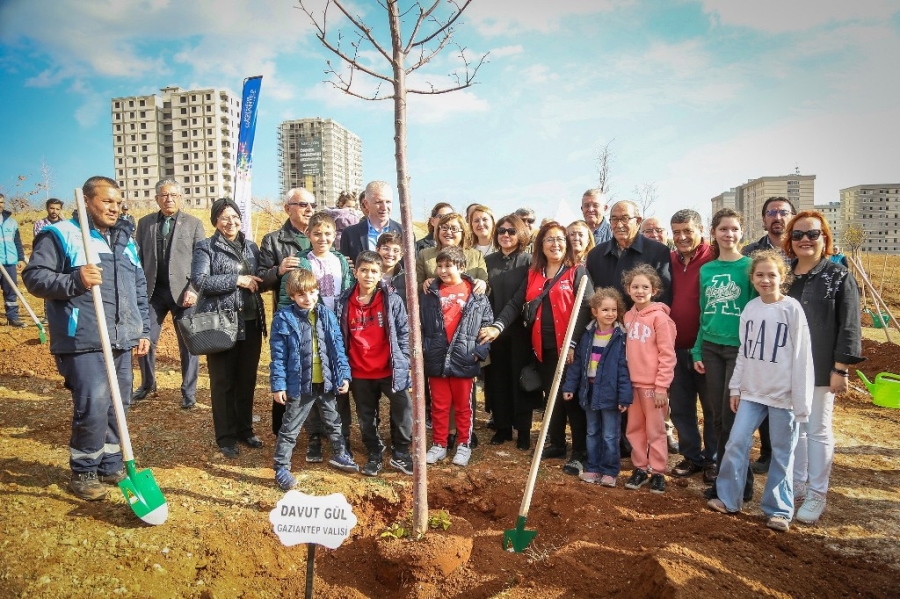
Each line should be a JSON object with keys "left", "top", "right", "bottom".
{"left": 856, "top": 371, "right": 874, "bottom": 394}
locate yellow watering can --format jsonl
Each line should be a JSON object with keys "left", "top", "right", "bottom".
{"left": 857, "top": 371, "right": 900, "bottom": 409}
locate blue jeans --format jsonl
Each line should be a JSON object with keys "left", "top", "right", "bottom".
{"left": 718, "top": 400, "right": 798, "bottom": 519}
{"left": 584, "top": 406, "right": 621, "bottom": 476}
{"left": 669, "top": 348, "right": 715, "bottom": 466}
{"left": 273, "top": 384, "right": 344, "bottom": 469}
{"left": 1, "top": 264, "right": 20, "bottom": 321}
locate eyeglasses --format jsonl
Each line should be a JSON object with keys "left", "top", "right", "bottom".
{"left": 643, "top": 227, "right": 665, "bottom": 234}
{"left": 609, "top": 216, "right": 637, "bottom": 224}
{"left": 543, "top": 236, "right": 566, "bottom": 245}
{"left": 158, "top": 193, "right": 180, "bottom": 199}
{"left": 288, "top": 201, "right": 316, "bottom": 209}
{"left": 497, "top": 227, "right": 517, "bottom": 236}
{"left": 790, "top": 229, "right": 822, "bottom": 241}
{"left": 218, "top": 215, "right": 241, "bottom": 223}
{"left": 766, "top": 209, "right": 793, "bottom": 218}
{"left": 439, "top": 225, "right": 462, "bottom": 234}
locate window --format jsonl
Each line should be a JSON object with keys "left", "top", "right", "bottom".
{"left": 209, "top": 187, "right": 215, "bottom": 193}
{"left": 142, "top": 157, "right": 148, "bottom": 163}
{"left": 183, "top": 166, "right": 190, "bottom": 172}
{"left": 115, "top": 113, "right": 120, "bottom": 121}
{"left": 139, "top": 99, "right": 145, "bottom": 107}
{"left": 183, "top": 177, "right": 190, "bottom": 183}
{"left": 181, "top": 119, "right": 187, "bottom": 126}
{"left": 114, "top": 101, "right": 120, "bottom": 108}
{"left": 141, "top": 134, "right": 147, "bottom": 141}
{"left": 131, "top": 146, "right": 137, "bottom": 152}
{"left": 195, "top": 187, "right": 200, "bottom": 194}
{"left": 144, "top": 190, "right": 150, "bottom": 198}
{"left": 142, "top": 168, "right": 148, "bottom": 174}
{"left": 128, "top": 100, "right": 134, "bottom": 107}
{"left": 206, "top": 93, "right": 211, "bottom": 100}
{"left": 180, "top": 108, "right": 187, "bottom": 114}
{"left": 117, "top": 169, "right": 124, "bottom": 176}
{"left": 192, "top": 141, "right": 198, "bottom": 148}
{"left": 182, "top": 142, "right": 188, "bottom": 149}
{"left": 139, "top": 111, "right": 145, "bottom": 118}
{"left": 144, "top": 179, "right": 149, "bottom": 186}
{"left": 182, "top": 131, "right": 188, "bottom": 137}
{"left": 129, "top": 124, "right": 135, "bottom": 130}
{"left": 182, "top": 153, "right": 189, "bottom": 160}
{"left": 141, "top": 145, "right": 148, "bottom": 151}
{"left": 206, "top": 128, "right": 212, "bottom": 135}
{"left": 116, "top": 135, "right": 122, "bottom": 142}
{"left": 140, "top": 123, "right": 146, "bottom": 129}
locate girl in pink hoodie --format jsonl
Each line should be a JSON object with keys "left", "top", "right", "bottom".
{"left": 622, "top": 264, "right": 677, "bottom": 494}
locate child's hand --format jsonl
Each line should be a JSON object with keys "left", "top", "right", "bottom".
{"left": 693, "top": 360, "right": 706, "bottom": 374}
{"left": 654, "top": 391, "right": 668, "bottom": 409}
{"left": 566, "top": 348, "right": 575, "bottom": 364}
{"left": 337, "top": 380, "right": 350, "bottom": 394}
{"left": 730, "top": 394, "right": 740, "bottom": 413}
{"left": 562, "top": 392, "right": 573, "bottom": 400}
{"left": 273, "top": 391, "right": 286, "bottom": 405}
{"left": 618, "top": 405, "right": 628, "bottom": 413}
{"left": 478, "top": 326, "right": 499, "bottom": 344}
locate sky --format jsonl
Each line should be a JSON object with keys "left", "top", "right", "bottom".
{"left": 2, "top": 0, "right": 899, "bottom": 225}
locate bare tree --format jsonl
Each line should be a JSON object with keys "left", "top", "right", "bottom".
{"left": 633, "top": 182, "right": 658, "bottom": 218}
{"left": 296, "top": 0, "right": 488, "bottom": 535}
{"left": 596, "top": 140, "right": 614, "bottom": 195}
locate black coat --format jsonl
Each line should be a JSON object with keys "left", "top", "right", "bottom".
{"left": 257, "top": 220, "right": 312, "bottom": 311}
{"left": 585, "top": 235, "right": 672, "bottom": 307}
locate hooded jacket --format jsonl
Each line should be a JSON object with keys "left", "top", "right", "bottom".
{"left": 420, "top": 274, "right": 493, "bottom": 378}
{"left": 23, "top": 217, "right": 150, "bottom": 355}
{"left": 623, "top": 302, "right": 677, "bottom": 393}
{"left": 562, "top": 323, "right": 633, "bottom": 411}
{"left": 269, "top": 303, "right": 351, "bottom": 398}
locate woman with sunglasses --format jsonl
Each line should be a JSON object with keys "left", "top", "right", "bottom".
{"left": 480, "top": 221, "right": 592, "bottom": 475}
{"left": 783, "top": 210, "right": 863, "bottom": 525}
{"left": 481, "top": 215, "right": 537, "bottom": 449}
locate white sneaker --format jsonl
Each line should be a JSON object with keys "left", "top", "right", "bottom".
{"left": 451, "top": 444, "right": 471, "bottom": 466}
{"left": 796, "top": 490, "right": 826, "bottom": 524}
{"left": 426, "top": 444, "right": 447, "bottom": 465}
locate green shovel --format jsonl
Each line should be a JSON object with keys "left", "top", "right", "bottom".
{"left": 504, "top": 274, "right": 589, "bottom": 552}
{"left": 75, "top": 189, "right": 168, "bottom": 525}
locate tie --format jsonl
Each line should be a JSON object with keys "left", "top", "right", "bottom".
{"left": 162, "top": 217, "right": 173, "bottom": 238}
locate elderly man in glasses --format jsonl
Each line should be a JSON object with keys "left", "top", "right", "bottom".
{"left": 258, "top": 187, "right": 317, "bottom": 312}
{"left": 641, "top": 217, "right": 675, "bottom": 250}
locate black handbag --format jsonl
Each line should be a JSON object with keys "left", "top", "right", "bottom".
{"left": 521, "top": 267, "right": 567, "bottom": 327}
{"left": 176, "top": 287, "right": 238, "bottom": 356}
{"left": 519, "top": 360, "right": 542, "bottom": 392}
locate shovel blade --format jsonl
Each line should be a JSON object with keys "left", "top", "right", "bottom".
{"left": 118, "top": 462, "right": 168, "bottom": 526}
{"left": 503, "top": 516, "right": 537, "bottom": 553}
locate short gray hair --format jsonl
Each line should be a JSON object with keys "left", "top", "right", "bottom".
{"left": 582, "top": 188, "right": 605, "bottom": 201}
{"left": 284, "top": 187, "right": 314, "bottom": 205}
{"left": 611, "top": 200, "right": 640, "bottom": 217}
{"left": 670, "top": 209, "right": 703, "bottom": 228}
{"left": 364, "top": 180, "right": 393, "bottom": 200}
{"left": 155, "top": 179, "right": 181, "bottom": 195}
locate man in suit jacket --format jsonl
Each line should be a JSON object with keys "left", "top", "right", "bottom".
{"left": 339, "top": 180, "right": 403, "bottom": 264}
{"left": 133, "top": 179, "right": 206, "bottom": 408}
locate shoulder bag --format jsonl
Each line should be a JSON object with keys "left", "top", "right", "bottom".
{"left": 176, "top": 284, "right": 238, "bottom": 356}
{"left": 521, "top": 266, "right": 567, "bottom": 328}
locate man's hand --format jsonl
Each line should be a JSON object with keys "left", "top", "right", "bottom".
{"left": 478, "top": 326, "right": 499, "bottom": 344}
{"left": 182, "top": 290, "right": 197, "bottom": 308}
{"left": 273, "top": 391, "right": 287, "bottom": 405}
{"left": 135, "top": 338, "right": 151, "bottom": 357}
{"left": 278, "top": 253, "right": 300, "bottom": 276}
{"left": 473, "top": 279, "right": 487, "bottom": 295}
{"left": 422, "top": 278, "right": 434, "bottom": 293}
{"left": 16, "top": 260, "right": 25, "bottom": 273}
{"left": 79, "top": 264, "right": 103, "bottom": 289}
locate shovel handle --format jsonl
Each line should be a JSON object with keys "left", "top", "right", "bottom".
{"left": 517, "top": 274, "right": 590, "bottom": 518}
{"left": 74, "top": 189, "right": 134, "bottom": 464}
{"left": 0, "top": 261, "right": 43, "bottom": 327}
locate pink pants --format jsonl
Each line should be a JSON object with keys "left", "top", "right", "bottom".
{"left": 429, "top": 377, "right": 474, "bottom": 447}
{"left": 627, "top": 386, "right": 668, "bottom": 473}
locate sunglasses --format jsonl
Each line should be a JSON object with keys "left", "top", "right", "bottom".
{"left": 287, "top": 201, "right": 316, "bottom": 209}
{"left": 497, "top": 227, "right": 517, "bottom": 236}
{"left": 790, "top": 229, "right": 822, "bottom": 241}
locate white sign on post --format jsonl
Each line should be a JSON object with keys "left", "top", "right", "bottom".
{"left": 269, "top": 491, "right": 357, "bottom": 549}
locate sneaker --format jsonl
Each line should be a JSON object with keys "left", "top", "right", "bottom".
{"left": 181, "top": 396, "right": 196, "bottom": 409}
{"left": 579, "top": 471, "right": 600, "bottom": 484}
{"left": 274, "top": 467, "right": 297, "bottom": 491}
{"left": 796, "top": 491, "right": 827, "bottom": 524}
{"left": 452, "top": 444, "right": 472, "bottom": 466}
{"left": 703, "top": 485, "right": 718, "bottom": 500}
{"left": 600, "top": 475, "right": 617, "bottom": 487}
{"left": 767, "top": 515, "right": 790, "bottom": 532}
{"left": 306, "top": 435, "right": 323, "bottom": 463}
{"left": 703, "top": 462, "right": 718, "bottom": 484}
{"left": 562, "top": 453, "right": 585, "bottom": 476}
{"left": 219, "top": 445, "right": 240, "bottom": 459}
{"left": 794, "top": 481, "right": 808, "bottom": 504}
{"left": 98, "top": 469, "right": 126, "bottom": 485}
{"left": 751, "top": 456, "right": 770, "bottom": 474}
{"left": 131, "top": 386, "right": 156, "bottom": 401}
{"left": 389, "top": 452, "right": 414, "bottom": 475}
{"left": 329, "top": 452, "right": 359, "bottom": 473}
{"left": 672, "top": 458, "right": 703, "bottom": 477}
{"left": 540, "top": 445, "right": 567, "bottom": 459}
{"left": 707, "top": 498, "right": 730, "bottom": 514}
{"left": 7, "top": 318, "right": 26, "bottom": 328}
{"left": 624, "top": 468, "right": 649, "bottom": 490}
{"left": 239, "top": 435, "right": 264, "bottom": 448}
{"left": 649, "top": 473, "right": 666, "bottom": 494}
{"left": 69, "top": 472, "right": 106, "bottom": 501}
{"left": 361, "top": 454, "right": 383, "bottom": 477}
{"left": 426, "top": 444, "right": 447, "bottom": 464}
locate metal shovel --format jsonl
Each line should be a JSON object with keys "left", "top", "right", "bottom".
{"left": 75, "top": 189, "right": 168, "bottom": 525}
{"left": 504, "top": 274, "right": 589, "bottom": 552}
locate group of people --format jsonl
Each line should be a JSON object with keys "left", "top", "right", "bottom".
{"left": 18, "top": 176, "right": 863, "bottom": 533}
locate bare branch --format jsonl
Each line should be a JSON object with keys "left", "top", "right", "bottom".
{"left": 330, "top": 0, "right": 393, "bottom": 65}
{"left": 405, "top": 26, "right": 452, "bottom": 72}
{"left": 411, "top": 0, "right": 473, "bottom": 49}
{"left": 403, "top": 0, "right": 441, "bottom": 54}
{"left": 407, "top": 43, "right": 488, "bottom": 94}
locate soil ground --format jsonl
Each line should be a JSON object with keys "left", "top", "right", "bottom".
{"left": 1, "top": 212, "right": 898, "bottom": 597}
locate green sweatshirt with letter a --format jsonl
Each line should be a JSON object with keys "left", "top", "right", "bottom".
{"left": 691, "top": 256, "right": 756, "bottom": 361}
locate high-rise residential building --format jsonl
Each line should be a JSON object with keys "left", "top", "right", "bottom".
{"left": 278, "top": 118, "right": 363, "bottom": 206}
{"left": 839, "top": 184, "right": 900, "bottom": 254}
{"left": 711, "top": 173, "right": 815, "bottom": 241}
{"left": 710, "top": 189, "right": 737, "bottom": 215}
{"left": 814, "top": 201, "right": 842, "bottom": 247}
{"left": 111, "top": 86, "right": 241, "bottom": 209}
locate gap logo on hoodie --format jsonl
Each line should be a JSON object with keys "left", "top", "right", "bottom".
{"left": 704, "top": 273, "right": 743, "bottom": 315}
{"left": 627, "top": 321, "right": 653, "bottom": 343}
{"left": 742, "top": 318, "right": 790, "bottom": 363}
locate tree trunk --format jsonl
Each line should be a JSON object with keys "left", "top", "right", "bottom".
{"left": 388, "top": 0, "right": 429, "bottom": 536}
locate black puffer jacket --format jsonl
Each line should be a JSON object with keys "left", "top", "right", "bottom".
{"left": 787, "top": 257, "right": 864, "bottom": 385}
{"left": 191, "top": 231, "right": 266, "bottom": 340}
{"left": 257, "top": 220, "right": 312, "bottom": 311}
{"left": 420, "top": 274, "right": 493, "bottom": 378}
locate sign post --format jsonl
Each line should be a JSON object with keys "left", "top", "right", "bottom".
{"left": 270, "top": 491, "right": 357, "bottom": 598}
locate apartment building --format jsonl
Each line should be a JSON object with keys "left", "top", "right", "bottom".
{"left": 711, "top": 173, "right": 815, "bottom": 241}
{"left": 278, "top": 118, "right": 363, "bottom": 206}
{"left": 111, "top": 86, "right": 240, "bottom": 209}
{"left": 814, "top": 201, "right": 842, "bottom": 247}
{"left": 710, "top": 189, "right": 736, "bottom": 214}
{"left": 839, "top": 184, "right": 900, "bottom": 254}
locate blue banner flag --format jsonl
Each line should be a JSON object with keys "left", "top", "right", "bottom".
{"left": 235, "top": 75, "right": 262, "bottom": 239}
